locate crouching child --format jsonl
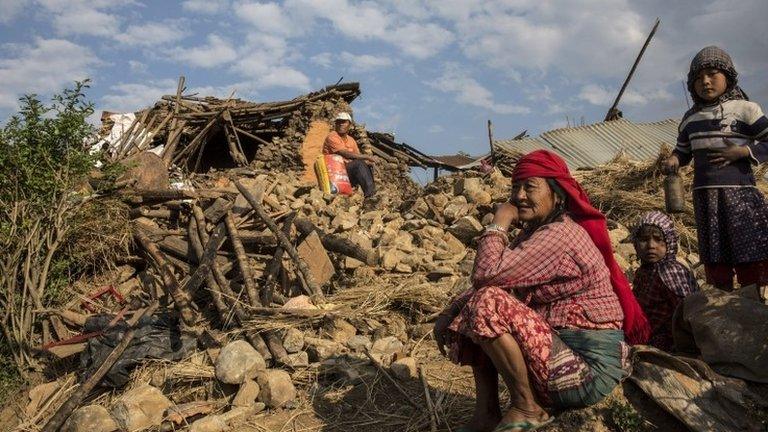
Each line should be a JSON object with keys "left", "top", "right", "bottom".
{"left": 632, "top": 211, "right": 698, "bottom": 350}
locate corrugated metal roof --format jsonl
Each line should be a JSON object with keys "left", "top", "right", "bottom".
{"left": 493, "top": 118, "right": 679, "bottom": 169}
{"left": 493, "top": 137, "right": 552, "bottom": 157}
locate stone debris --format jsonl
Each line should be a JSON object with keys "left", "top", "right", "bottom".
{"left": 282, "top": 327, "right": 305, "bottom": 353}
{"left": 15, "top": 79, "right": 698, "bottom": 432}
{"left": 257, "top": 370, "right": 297, "bottom": 409}
{"left": 305, "top": 337, "right": 346, "bottom": 362}
{"left": 61, "top": 405, "right": 118, "bottom": 432}
{"left": 231, "top": 379, "right": 260, "bottom": 408}
{"left": 390, "top": 357, "right": 418, "bottom": 381}
{"left": 346, "top": 335, "right": 373, "bottom": 352}
{"left": 284, "top": 351, "right": 310, "bottom": 368}
{"left": 110, "top": 385, "right": 173, "bottom": 432}
{"left": 215, "top": 340, "right": 267, "bottom": 384}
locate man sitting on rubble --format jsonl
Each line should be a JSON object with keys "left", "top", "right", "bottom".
{"left": 323, "top": 112, "right": 377, "bottom": 201}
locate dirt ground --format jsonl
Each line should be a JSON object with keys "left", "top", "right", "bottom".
{"left": 238, "top": 344, "right": 688, "bottom": 432}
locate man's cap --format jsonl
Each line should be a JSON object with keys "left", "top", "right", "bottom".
{"left": 334, "top": 112, "right": 352, "bottom": 122}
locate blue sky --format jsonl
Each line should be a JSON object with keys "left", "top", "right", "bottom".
{"left": 1, "top": 0, "right": 766, "bottom": 160}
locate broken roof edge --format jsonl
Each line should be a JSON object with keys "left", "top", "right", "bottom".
{"left": 493, "top": 117, "right": 679, "bottom": 169}
{"left": 152, "top": 81, "right": 362, "bottom": 112}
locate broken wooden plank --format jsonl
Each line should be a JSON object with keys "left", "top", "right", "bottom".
{"left": 294, "top": 217, "right": 376, "bottom": 265}
{"left": 224, "top": 211, "right": 261, "bottom": 309}
{"left": 234, "top": 180, "right": 324, "bottom": 302}
{"left": 133, "top": 228, "right": 197, "bottom": 325}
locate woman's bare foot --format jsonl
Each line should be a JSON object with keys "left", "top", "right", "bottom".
{"left": 497, "top": 405, "right": 550, "bottom": 431}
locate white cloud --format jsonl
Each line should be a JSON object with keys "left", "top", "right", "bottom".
{"left": 52, "top": 7, "right": 119, "bottom": 36}
{"left": 231, "top": 33, "right": 290, "bottom": 75}
{"left": 577, "top": 84, "right": 614, "bottom": 106}
{"left": 428, "top": 124, "right": 444, "bottom": 133}
{"left": 429, "top": 64, "right": 530, "bottom": 115}
{"left": 182, "top": 0, "right": 229, "bottom": 14}
{"left": 381, "top": 22, "right": 453, "bottom": 59}
{"left": 578, "top": 83, "right": 672, "bottom": 107}
{"left": 442, "top": 1, "right": 647, "bottom": 78}
{"left": 228, "top": 33, "right": 309, "bottom": 90}
{"left": 171, "top": 34, "right": 237, "bottom": 68}
{"left": 310, "top": 52, "right": 333, "bottom": 68}
{"left": 128, "top": 60, "right": 147, "bottom": 74}
{"left": 0, "top": 38, "right": 99, "bottom": 110}
{"left": 235, "top": 1, "right": 299, "bottom": 36}
{"left": 0, "top": 0, "right": 29, "bottom": 24}
{"left": 339, "top": 51, "right": 392, "bottom": 72}
{"left": 100, "top": 79, "right": 178, "bottom": 112}
{"left": 255, "top": 66, "right": 310, "bottom": 90}
{"left": 36, "top": 0, "right": 129, "bottom": 37}
{"left": 113, "top": 20, "right": 189, "bottom": 46}
{"left": 237, "top": 0, "right": 453, "bottom": 59}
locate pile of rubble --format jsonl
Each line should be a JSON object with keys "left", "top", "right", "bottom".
{"left": 6, "top": 79, "right": 507, "bottom": 432}
{"left": 7, "top": 78, "right": 723, "bottom": 432}
{"left": 26, "top": 162, "right": 516, "bottom": 431}
{"left": 22, "top": 146, "right": 674, "bottom": 431}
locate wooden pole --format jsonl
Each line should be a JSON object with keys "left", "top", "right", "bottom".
{"left": 133, "top": 228, "right": 197, "bottom": 325}
{"left": 162, "top": 76, "right": 186, "bottom": 164}
{"left": 262, "top": 212, "right": 297, "bottom": 306}
{"left": 487, "top": 119, "right": 494, "bottom": 152}
{"left": 604, "top": 18, "right": 661, "bottom": 121}
{"left": 223, "top": 211, "right": 261, "bottom": 308}
{"left": 188, "top": 218, "right": 230, "bottom": 324}
{"left": 234, "top": 180, "right": 324, "bottom": 302}
{"left": 293, "top": 218, "right": 376, "bottom": 265}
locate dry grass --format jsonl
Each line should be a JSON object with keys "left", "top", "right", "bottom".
{"left": 243, "top": 276, "right": 456, "bottom": 334}
{"left": 576, "top": 150, "right": 768, "bottom": 255}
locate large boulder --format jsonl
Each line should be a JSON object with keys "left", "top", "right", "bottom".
{"left": 111, "top": 385, "right": 173, "bottom": 432}
{"left": 448, "top": 216, "right": 484, "bottom": 244}
{"left": 117, "top": 152, "right": 169, "bottom": 190}
{"left": 215, "top": 340, "right": 267, "bottom": 384}
{"left": 257, "top": 370, "right": 297, "bottom": 408}
{"left": 282, "top": 327, "right": 305, "bottom": 353}
{"left": 62, "top": 405, "right": 118, "bottom": 432}
{"left": 231, "top": 379, "right": 260, "bottom": 408}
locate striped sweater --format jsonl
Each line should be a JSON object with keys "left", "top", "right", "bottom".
{"left": 674, "top": 99, "right": 768, "bottom": 189}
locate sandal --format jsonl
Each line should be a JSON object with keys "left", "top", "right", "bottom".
{"left": 492, "top": 416, "right": 555, "bottom": 431}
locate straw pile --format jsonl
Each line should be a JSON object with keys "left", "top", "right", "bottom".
{"left": 577, "top": 149, "right": 768, "bottom": 254}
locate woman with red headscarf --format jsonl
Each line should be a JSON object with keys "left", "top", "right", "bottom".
{"left": 434, "top": 150, "right": 649, "bottom": 432}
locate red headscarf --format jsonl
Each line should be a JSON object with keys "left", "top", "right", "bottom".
{"left": 513, "top": 150, "right": 650, "bottom": 344}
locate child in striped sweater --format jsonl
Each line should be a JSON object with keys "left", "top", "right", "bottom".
{"left": 663, "top": 46, "right": 768, "bottom": 299}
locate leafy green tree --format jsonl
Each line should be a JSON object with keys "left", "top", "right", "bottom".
{"left": 0, "top": 81, "right": 129, "bottom": 398}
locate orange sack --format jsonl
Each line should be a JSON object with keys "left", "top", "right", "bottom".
{"left": 314, "top": 154, "right": 353, "bottom": 195}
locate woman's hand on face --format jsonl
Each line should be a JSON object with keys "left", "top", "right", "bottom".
{"left": 492, "top": 203, "right": 518, "bottom": 230}
{"left": 433, "top": 314, "right": 453, "bottom": 356}
{"left": 708, "top": 139, "right": 750, "bottom": 167}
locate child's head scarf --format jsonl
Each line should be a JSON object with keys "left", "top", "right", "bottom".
{"left": 687, "top": 46, "right": 748, "bottom": 107}
{"left": 631, "top": 211, "right": 698, "bottom": 297}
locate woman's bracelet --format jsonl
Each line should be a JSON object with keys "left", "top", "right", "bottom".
{"left": 485, "top": 223, "right": 508, "bottom": 233}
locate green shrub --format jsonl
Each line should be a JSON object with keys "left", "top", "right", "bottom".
{"left": 607, "top": 398, "right": 648, "bottom": 432}
{"left": 0, "top": 81, "right": 129, "bottom": 389}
